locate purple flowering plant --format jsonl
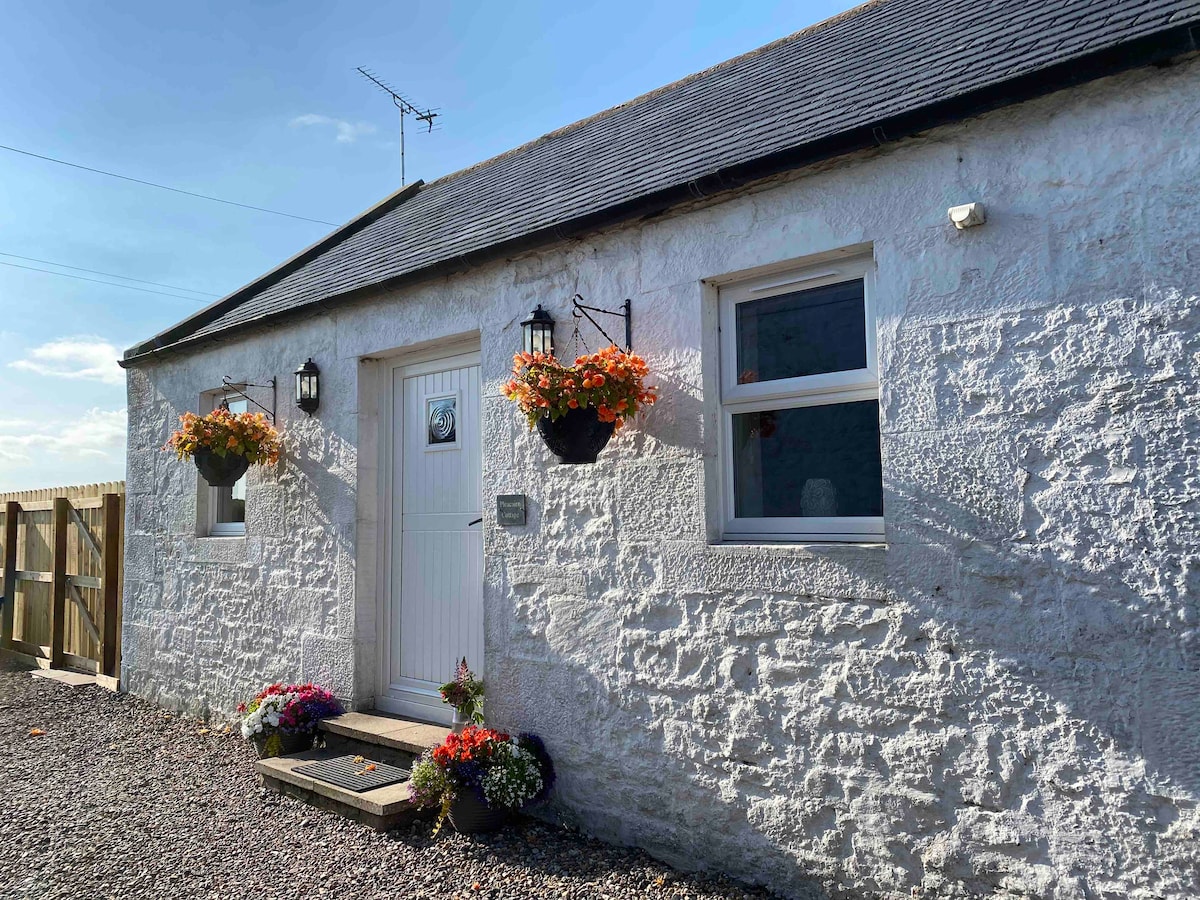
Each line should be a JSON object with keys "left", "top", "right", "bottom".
{"left": 439, "top": 657, "right": 485, "bottom": 724}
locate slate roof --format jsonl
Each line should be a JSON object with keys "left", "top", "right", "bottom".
{"left": 125, "top": 0, "right": 1200, "bottom": 361}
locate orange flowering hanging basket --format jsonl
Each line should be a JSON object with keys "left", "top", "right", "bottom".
{"left": 164, "top": 407, "right": 282, "bottom": 487}
{"left": 503, "top": 345, "right": 656, "bottom": 464}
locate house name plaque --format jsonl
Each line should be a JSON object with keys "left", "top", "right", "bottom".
{"left": 496, "top": 494, "right": 527, "bottom": 526}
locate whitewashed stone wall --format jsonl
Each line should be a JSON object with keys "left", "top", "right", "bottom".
{"left": 123, "top": 55, "right": 1200, "bottom": 899}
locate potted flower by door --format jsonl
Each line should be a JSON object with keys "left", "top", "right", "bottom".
{"left": 238, "top": 682, "right": 343, "bottom": 758}
{"left": 408, "top": 726, "right": 555, "bottom": 835}
{"left": 439, "top": 657, "right": 484, "bottom": 732}
{"left": 164, "top": 406, "right": 282, "bottom": 487}
{"left": 504, "top": 344, "right": 656, "bottom": 463}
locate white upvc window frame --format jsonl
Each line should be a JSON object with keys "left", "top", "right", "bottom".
{"left": 718, "top": 256, "right": 883, "bottom": 542}
{"left": 199, "top": 391, "right": 248, "bottom": 538}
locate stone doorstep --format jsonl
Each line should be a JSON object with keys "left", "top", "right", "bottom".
{"left": 30, "top": 669, "right": 98, "bottom": 687}
{"left": 319, "top": 711, "right": 449, "bottom": 756}
{"left": 26, "top": 667, "right": 120, "bottom": 692}
{"left": 256, "top": 749, "right": 430, "bottom": 831}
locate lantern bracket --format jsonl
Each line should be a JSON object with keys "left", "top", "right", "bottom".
{"left": 219, "top": 376, "right": 277, "bottom": 423}
{"left": 570, "top": 294, "right": 632, "bottom": 351}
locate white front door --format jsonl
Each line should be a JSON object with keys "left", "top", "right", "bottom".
{"left": 379, "top": 351, "right": 483, "bottom": 723}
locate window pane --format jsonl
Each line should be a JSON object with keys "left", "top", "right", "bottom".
{"left": 221, "top": 476, "right": 246, "bottom": 524}
{"left": 732, "top": 400, "right": 882, "bottom": 519}
{"left": 216, "top": 398, "right": 247, "bottom": 525}
{"left": 735, "top": 279, "right": 866, "bottom": 383}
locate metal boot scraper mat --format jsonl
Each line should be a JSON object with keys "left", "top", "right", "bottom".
{"left": 293, "top": 755, "right": 410, "bottom": 792}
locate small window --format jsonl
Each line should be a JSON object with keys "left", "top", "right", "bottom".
{"left": 719, "top": 257, "right": 883, "bottom": 541}
{"left": 203, "top": 395, "right": 247, "bottom": 537}
{"left": 425, "top": 392, "right": 460, "bottom": 450}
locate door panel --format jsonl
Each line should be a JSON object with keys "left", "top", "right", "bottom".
{"left": 381, "top": 355, "right": 482, "bottom": 723}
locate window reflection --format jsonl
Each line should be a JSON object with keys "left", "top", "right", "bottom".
{"left": 736, "top": 279, "right": 867, "bottom": 383}
{"left": 732, "top": 401, "right": 883, "bottom": 519}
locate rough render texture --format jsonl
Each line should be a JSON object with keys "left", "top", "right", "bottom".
{"left": 123, "top": 57, "right": 1200, "bottom": 899}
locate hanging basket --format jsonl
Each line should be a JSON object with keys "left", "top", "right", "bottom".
{"left": 194, "top": 447, "right": 251, "bottom": 487}
{"left": 448, "top": 791, "right": 510, "bottom": 834}
{"left": 536, "top": 407, "right": 617, "bottom": 464}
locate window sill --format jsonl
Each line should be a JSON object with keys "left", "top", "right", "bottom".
{"left": 710, "top": 538, "right": 887, "bottom": 553}
{"left": 189, "top": 536, "right": 248, "bottom": 564}
{"left": 703, "top": 536, "right": 889, "bottom": 597}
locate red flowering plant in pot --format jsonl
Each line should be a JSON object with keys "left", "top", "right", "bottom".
{"left": 504, "top": 345, "right": 657, "bottom": 463}
{"left": 408, "top": 725, "right": 555, "bottom": 835}
{"left": 164, "top": 406, "right": 282, "bottom": 487}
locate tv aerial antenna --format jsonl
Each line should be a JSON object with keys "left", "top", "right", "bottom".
{"left": 356, "top": 67, "right": 440, "bottom": 186}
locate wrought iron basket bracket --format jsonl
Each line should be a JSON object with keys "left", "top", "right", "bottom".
{"left": 219, "top": 376, "right": 277, "bottom": 422}
{"left": 570, "top": 294, "right": 632, "bottom": 351}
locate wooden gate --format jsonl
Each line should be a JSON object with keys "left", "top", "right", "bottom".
{"left": 0, "top": 482, "right": 124, "bottom": 687}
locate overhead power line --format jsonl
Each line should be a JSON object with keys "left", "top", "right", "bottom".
{"left": 0, "top": 251, "right": 219, "bottom": 296}
{"left": 0, "top": 143, "right": 338, "bottom": 226}
{"left": 0, "top": 259, "right": 208, "bottom": 302}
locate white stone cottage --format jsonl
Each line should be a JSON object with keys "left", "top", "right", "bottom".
{"left": 120, "top": 2, "right": 1200, "bottom": 897}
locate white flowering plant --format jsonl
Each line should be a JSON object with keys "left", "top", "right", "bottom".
{"left": 408, "top": 725, "right": 555, "bottom": 835}
{"left": 481, "top": 739, "right": 545, "bottom": 808}
{"left": 237, "top": 682, "right": 342, "bottom": 758}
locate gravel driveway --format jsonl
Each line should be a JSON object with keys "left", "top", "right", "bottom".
{"left": 0, "top": 661, "right": 777, "bottom": 900}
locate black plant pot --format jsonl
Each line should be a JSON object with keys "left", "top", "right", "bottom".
{"left": 252, "top": 730, "right": 314, "bottom": 759}
{"left": 448, "top": 792, "right": 510, "bottom": 834}
{"left": 194, "top": 447, "right": 250, "bottom": 487}
{"left": 536, "top": 407, "right": 617, "bottom": 464}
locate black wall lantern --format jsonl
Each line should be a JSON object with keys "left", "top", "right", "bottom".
{"left": 295, "top": 358, "right": 320, "bottom": 415}
{"left": 521, "top": 305, "right": 555, "bottom": 356}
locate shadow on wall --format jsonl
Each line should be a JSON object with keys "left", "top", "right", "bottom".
{"left": 122, "top": 384, "right": 361, "bottom": 718}
{"left": 488, "top": 291, "right": 1200, "bottom": 898}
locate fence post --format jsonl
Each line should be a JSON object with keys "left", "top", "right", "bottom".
{"left": 2, "top": 501, "right": 17, "bottom": 650}
{"left": 100, "top": 493, "right": 121, "bottom": 679}
{"left": 49, "top": 497, "right": 69, "bottom": 669}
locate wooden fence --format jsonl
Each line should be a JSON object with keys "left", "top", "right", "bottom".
{"left": 0, "top": 482, "right": 124, "bottom": 687}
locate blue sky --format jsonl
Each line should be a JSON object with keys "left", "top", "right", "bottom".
{"left": 0, "top": 0, "right": 847, "bottom": 492}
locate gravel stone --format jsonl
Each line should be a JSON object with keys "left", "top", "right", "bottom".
{"left": 0, "top": 662, "right": 784, "bottom": 900}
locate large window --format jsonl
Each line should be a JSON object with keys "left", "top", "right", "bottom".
{"left": 203, "top": 395, "right": 247, "bottom": 537}
{"left": 719, "top": 257, "right": 883, "bottom": 541}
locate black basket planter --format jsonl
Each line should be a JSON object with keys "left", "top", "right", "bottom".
{"left": 194, "top": 447, "right": 250, "bottom": 487}
{"left": 252, "top": 730, "right": 314, "bottom": 759}
{"left": 536, "top": 407, "right": 616, "bottom": 464}
{"left": 448, "top": 792, "right": 510, "bottom": 834}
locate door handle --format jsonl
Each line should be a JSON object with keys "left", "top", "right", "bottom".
{"left": 467, "top": 517, "right": 483, "bottom": 527}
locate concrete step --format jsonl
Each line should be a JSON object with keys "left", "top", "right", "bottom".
{"left": 256, "top": 748, "right": 429, "bottom": 830}
{"left": 256, "top": 712, "right": 450, "bottom": 830}
{"left": 319, "top": 712, "right": 449, "bottom": 768}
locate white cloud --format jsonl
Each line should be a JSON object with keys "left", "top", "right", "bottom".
{"left": 9, "top": 336, "right": 123, "bottom": 385}
{"left": 290, "top": 113, "right": 377, "bottom": 144}
{"left": 0, "top": 407, "right": 127, "bottom": 463}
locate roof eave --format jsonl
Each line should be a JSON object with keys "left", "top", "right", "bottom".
{"left": 120, "top": 180, "right": 425, "bottom": 363}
